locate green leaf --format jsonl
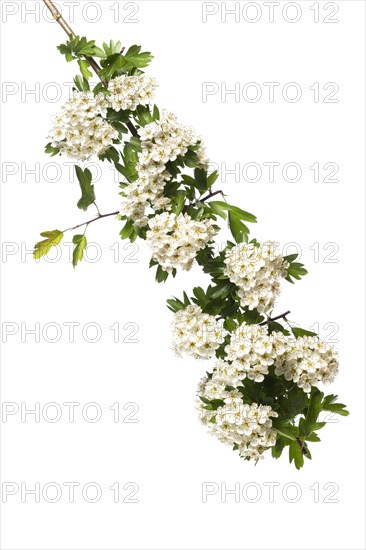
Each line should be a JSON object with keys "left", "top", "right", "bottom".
{"left": 306, "top": 388, "right": 324, "bottom": 423}
{"left": 206, "top": 170, "right": 219, "bottom": 188}
{"left": 99, "top": 145, "right": 120, "bottom": 164}
{"left": 124, "top": 45, "right": 153, "bottom": 68}
{"left": 284, "top": 253, "right": 298, "bottom": 263}
{"left": 272, "top": 436, "right": 289, "bottom": 459}
{"left": 90, "top": 46, "right": 106, "bottom": 58}
{"left": 134, "top": 105, "right": 155, "bottom": 127}
{"left": 109, "top": 120, "right": 128, "bottom": 137}
{"left": 183, "top": 292, "right": 190, "bottom": 307}
{"left": 322, "top": 394, "right": 338, "bottom": 406}
{"left": 240, "top": 308, "right": 265, "bottom": 325}
{"left": 228, "top": 212, "right": 248, "bottom": 243}
{"left": 57, "top": 41, "right": 75, "bottom": 62}
{"left": 192, "top": 287, "right": 208, "bottom": 307}
{"left": 72, "top": 234, "right": 87, "bottom": 267}
{"left": 45, "top": 142, "right": 60, "bottom": 157}
{"left": 166, "top": 297, "right": 186, "bottom": 313}
{"left": 103, "top": 40, "right": 122, "bottom": 56}
{"left": 208, "top": 201, "right": 227, "bottom": 220}
{"left": 312, "top": 422, "right": 327, "bottom": 430}
{"left": 326, "top": 405, "right": 350, "bottom": 417}
{"left": 210, "top": 283, "right": 232, "bottom": 300}
{"left": 267, "top": 321, "right": 290, "bottom": 336}
{"left": 210, "top": 201, "right": 257, "bottom": 223}
{"left": 77, "top": 38, "right": 100, "bottom": 56}
{"left": 155, "top": 265, "right": 169, "bottom": 283}
{"left": 78, "top": 59, "right": 93, "bottom": 80}
{"left": 289, "top": 441, "right": 305, "bottom": 469}
{"left": 99, "top": 53, "right": 123, "bottom": 80}
{"left": 75, "top": 166, "right": 95, "bottom": 211}
{"left": 93, "top": 82, "right": 108, "bottom": 96}
{"left": 120, "top": 219, "right": 134, "bottom": 240}
{"left": 223, "top": 317, "right": 238, "bottom": 332}
{"left": 299, "top": 387, "right": 325, "bottom": 436}
{"left": 279, "top": 385, "right": 308, "bottom": 418}
{"left": 193, "top": 168, "right": 208, "bottom": 192}
{"left": 286, "top": 261, "right": 308, "bottom": 284}
{"left": 237, "top": 379, "right": 262, "bottom": 405}
{"left": 33, "top": 230, "right": 63, "bottom": 260}
{"left": 305, "top": 432, "right": 321, "bottom": 442}
{"left": 152, "top": 105, "right": 160, "bottom": 120}
{"left": 119, "top": 143, "right": 139, "bottom": 182}
{"left": 171, "top": 191, "right": 186, "bottom": 215}
{"left": 128, "top": 136, "right": 143, "bottom": 151}
{"left": 292, "top": 327, "right": 318, "bottom": 339}
{"left": 208, "top": 201, "right": 256, "bottom": 241}
{"left": 322, "top": 397, "right": 349, "bottom": 416}
{"left": 200, "top": 397, "right": 225, "bottom": 410}
{"left": 272, "top": 420, "right": 298, "bottom": 441}
{"left": 73, "top": 75, "right": 90, "bottom": 92}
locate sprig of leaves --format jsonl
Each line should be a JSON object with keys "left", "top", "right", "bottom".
{"left": 57, "top": 36, "right": 106, "bottom": 63}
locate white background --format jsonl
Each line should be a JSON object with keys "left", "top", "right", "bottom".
{"left": 1, "top": 1, "right": 365, "bottom": 549}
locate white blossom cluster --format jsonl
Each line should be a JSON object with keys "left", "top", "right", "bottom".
{"left": 120, "top": 172, "right": 171, "bottom": 228}
{"left": 49, "top": 76, "right": 157, "bottom": 162}
{"left": 107, "top": 74, "right": 158, "bottom": 112}
{"left": 224, "top": 324, "right": 287, "bottom": 383}
{"left": 49, "top": 92, "right": 118, "bottom": 161}
{"left": 224, "top": 242, "right": 289, "bottom": 313}
{"left": 146, "top": 212, "right": 215, "bottom": 273}
{"left": 172, "top": 305, "right": 226, "bottom": 359}
{"left": 275, "top": 336, "right": 339, "bottom": 393}
{"left": 120, "top": 111, "right": 206, "bottom": 227}
{"left": 224, "top": 324, "right": 338, "bottom": 392}
{"left": 197, "top": 375, "right": 278, "bottom": 461}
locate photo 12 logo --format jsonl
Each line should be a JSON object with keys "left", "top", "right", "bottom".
{"left": 201, "top": 2, "right": 340, "bottom": 24}
{"left": 1, "top": 1, "right": 140, "bottom": 24}
{"left": 1, "top": 401, "right": 140, "bottom": 424}
{"left": 202, "top": 481, "right": 340, "bottom": 503}
{"left": 1, "top": 481, "right": 140, "bottom": 503}
{"left": 202, "top": 82, "right": 340, "bottom": 103}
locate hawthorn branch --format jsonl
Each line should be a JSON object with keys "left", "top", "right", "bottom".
{"left": 64, "top": 211, "right": 119, "bottom": 233}
{"left": 259, "top": 310, "right": 290, "bottom": 326}
{"left": 200, "top": 189, "right": 224, "bottom": 203}
{"left": 191, "top": 190, "right": 225, "bottom": 208}
{"left": 42, "top": 0, "right": 138, "bottom": 137}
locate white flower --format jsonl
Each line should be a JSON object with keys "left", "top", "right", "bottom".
{"left": 275, "top": 335, "right": 339, "bottom": 393}
{"left": 107, "top": 75, "right": 158, "bottom": 112}
{"left": 146, "top": 212, "right": 215, "bottom": 273}
{"left": 172, "top": 305, "right": 226, "bottom": 360}
{"left": 48, "top": 92, "right": 118, "bottom": 161}
{"left": 225, "top": 324, "right": 338, "bottom": 393}
{"left": 225, "top": 324, "right": 287, "bottom": 383}
{"left": 197, "top": 378, "right": 278, "bottom": 461}
{"left": 224, "top": 242, "right": 289, "bottom": 313}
